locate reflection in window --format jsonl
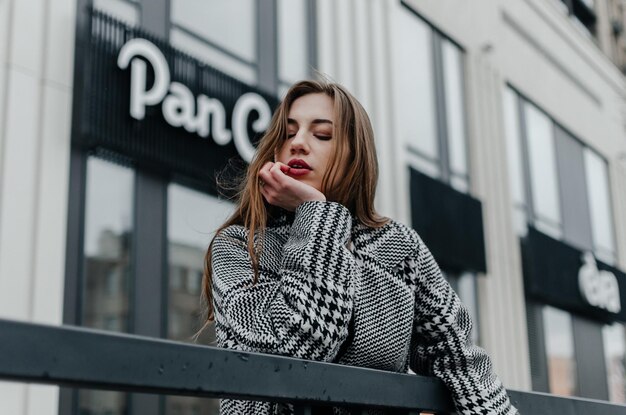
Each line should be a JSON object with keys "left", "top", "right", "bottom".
{"left": 502, "top": 87, "right": 527, "bottom": 235}
{"left": 442, "top": 39, "right": 469, "bottom": 192}
{"left": 391, "top": 6, "right": 438, "bottom": 176}
{"left": 524, "top": 102, "right": 562, "bottom": 238}
{"left": 166, "top": 184, "right": 234, "bottom": 415}
{"left": 584, "top": 148, "right": 615, "bottom": 264}
{"left": 603, "top": 323, "right": 626, "bottom": 404}
{"left": 78, "top": 390, "right": 128, "bottom": 415}
{"left": 543, "top": 306, "right": 576, "bottom": 397}
{"left": 277, "top": 0, "right": 309, "bottom": 87}
{"left": 80, "top": 156, "right": 133, "bottom": 415}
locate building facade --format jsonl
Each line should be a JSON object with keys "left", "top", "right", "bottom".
{"left": 0, "top": 0, "right": 625, "bottom": 414}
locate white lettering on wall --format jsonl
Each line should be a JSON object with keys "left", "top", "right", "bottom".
{"left": 578, "top": 252, "right": 621, "bottom": 313}
{"left": 117, "top": 39, "right": 170, "bottom": 120}
{"left": 232, "top": 93, "right": 272, "bottom": 163}
{"left": 117, "top": 38, "right": 271, "bottom": 162}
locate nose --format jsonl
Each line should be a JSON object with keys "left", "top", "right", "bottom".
{"left": 289, "top": 130, "right": 310, "bottom": 154}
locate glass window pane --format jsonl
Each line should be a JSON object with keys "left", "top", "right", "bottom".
{"left": 584, "top": 148, "right": 615, "bottom": 260}
{"left": 170, "top": 27, "right": 257, "bottom": 85}
{"left": 543, "top": 306, "right": 577, "bottom": 396}
{"left": 166, "top": 184, "right": 234, "bottom": 415}
{"left": 603, "top": 323, "right": 626, "bottom": 404}
{"left": 391, "top": 7, "right": 438, "bottom": 161}
{"left": 81, "top": 156, "right": 134, "bottom": 415}
{"left": 278, "top": 0, "right": 308, "bottom": 83}
{"left": 79, "top": 390, "right": 128, "bottom": 415}
{"left": 93, "top": 0, "right": 139, "bottom": 24}
{"left": 524, "top": 102, "right": 562, "bottom": 229}
{"left": 83, "top": 157, "right": 133, "bottom": 332}
{"left": 171, "top": 0, "right": 256, "bottom": 62}
{"left": 442, "top": 39, "right": 468, "bottom": 176}
{"left": 503, "top": 87, "right": 526, "bottom": 208}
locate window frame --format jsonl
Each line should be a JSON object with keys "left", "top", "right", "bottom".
{"left": 505, "top": 84, "right": 617, "bottom": 263}
{"left": 399, "top": 1, "right": 472, "bottom": 194}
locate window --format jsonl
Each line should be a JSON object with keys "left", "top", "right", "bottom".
{"left": 83, "top": 156, "right": 133, "bottom": 333}
{"left": 94, "top": 0, "right": 140, "bottom": 24}
{"left": 523, "top": 101, "right": 562, "bottom": 239}
{"left": 167, "top": 183, "right": 233, "bottom": 342}
{"left": 392, "top": 3, "right": 470, "bottom": 192}
{"left": 504, "top": 87, "right": 617, "bottom": 255}
{"left": 543, "top": 306, "right": 577, "bottom": 397}
{"left": 80, "top": 156, "right": 133, "bottom": 415}
{"left": 560, "top": 0, "right": 597, "bottom": 38}
{"left": 603, "top": 323, "right": 626, "bottom": 404}
{"left": 169, "top": 1, "right": 312, "bottom": 94}
{"left": 170, "top": 0, "right": 258, "bottom": 84}
{"left": 277, "top": 0, "right": 311, "bottom": 92}
{"left": 165, "top": 183, "right": 234, "bottom": 415}
{"left": 584, "top": 148, "right": 616, "bottom": 264}
{"left": 441, "top": 38, "right": 469, "bottom": 192}
{"left": 502, "top": 87, "right": 528, "bottom": 235}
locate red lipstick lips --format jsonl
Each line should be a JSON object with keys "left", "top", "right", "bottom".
{"left": 286, "top": 159, "right": 312, "bottom": 177}
{"left": 287, "top": 159, "right": 311, "bottom": 169}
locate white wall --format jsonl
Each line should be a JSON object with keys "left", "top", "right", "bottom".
{"left": 0, "top": 0, "right": 75, "bottom": 413}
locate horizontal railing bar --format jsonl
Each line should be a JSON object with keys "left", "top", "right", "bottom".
{"left": 1, "top": 319, "right": 626, "bottom": 414}
{"left": 0, "top": 319, "right": 454, "bottom": 412}
{"left": 508, "top": 390, "right": 626, "bottom": 415}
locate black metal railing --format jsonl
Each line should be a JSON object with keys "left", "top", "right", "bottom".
{"left": 1, "top": 318, "right": 625, "bottom": 414}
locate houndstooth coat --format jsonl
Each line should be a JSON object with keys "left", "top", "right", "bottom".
{"left": 211, "top": 201, "right": 519, "bottom": 415}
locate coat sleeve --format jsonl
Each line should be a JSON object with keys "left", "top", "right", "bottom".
{"left": 211, "top": 201, "right": 357, "bottom": 362}
{"left": 408, "top": 234, "right": 520, "bottom": 415}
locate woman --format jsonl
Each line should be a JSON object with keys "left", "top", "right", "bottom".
{"left": 202, "top": 80, "right": 519, "bottom": 415}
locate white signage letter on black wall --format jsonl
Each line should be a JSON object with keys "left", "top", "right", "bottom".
{"left": 232, "top": 92, "right": 272, "bottom": 163}
{"left": 579, "top": 252, "right": 621, "bottom": 314}
{"left": 117, "top": 39, "right": 170, "bottom": 120}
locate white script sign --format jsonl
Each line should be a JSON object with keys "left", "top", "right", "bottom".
{"left": 117, "top": 38, "right": 271, "bottom": 162}
{"left": 578, "top": 252, "right": 621, "bottom": 313}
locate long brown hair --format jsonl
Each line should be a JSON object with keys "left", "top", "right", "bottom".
{"left": 201, "top": 80, "right": 387, "bottom": 325}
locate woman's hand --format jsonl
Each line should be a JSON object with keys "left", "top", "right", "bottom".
{"left": 258, "top": 161, "right": 326, "bottom": 211}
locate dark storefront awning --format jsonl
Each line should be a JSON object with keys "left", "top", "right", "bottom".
{"left": 522, "top": 226, "right": 626, "bottom": 323}
{"left": 409, "top": 168, "right": 487, "bottom": 274}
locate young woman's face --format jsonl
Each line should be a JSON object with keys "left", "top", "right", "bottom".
{"left": 276, "top": 93, "right": 336, "bottom": 193}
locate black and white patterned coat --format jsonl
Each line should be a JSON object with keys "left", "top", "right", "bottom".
{"left": 211, "top": 201, "right": 519, "bottom": 415}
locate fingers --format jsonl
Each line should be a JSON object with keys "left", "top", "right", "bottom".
{"left": 269, "top": 162, "right": 291, "bottom": 186}
{"left": 259, "top": 161, "right": 291, "bottom": 190}
{"left": 258, "top": 162, "right": 288, "bottom": 204}
{"left": 258, "top": 162, "right": 276, "bottom": 188}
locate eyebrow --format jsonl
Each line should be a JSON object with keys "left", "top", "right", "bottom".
{"left": 287, "top": 118, "right": 333, "bottom": 126}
